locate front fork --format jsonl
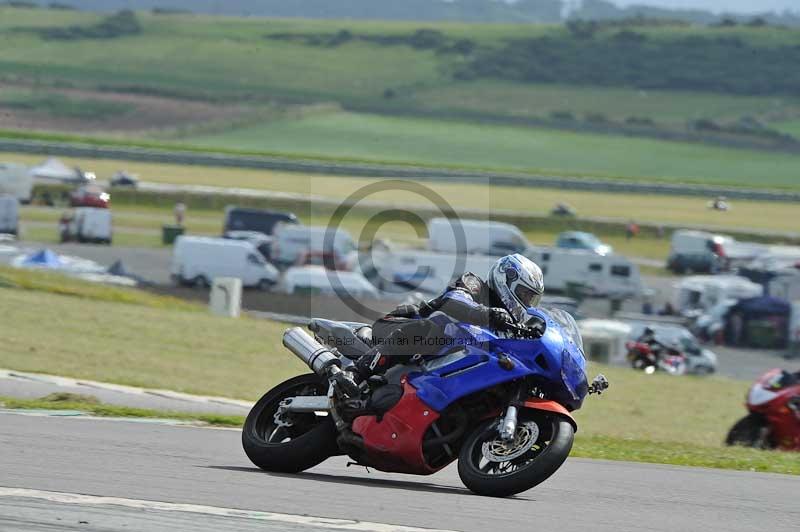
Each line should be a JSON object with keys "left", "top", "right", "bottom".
{"left": 497, "top": 374, "right": 609, "bottom": 441}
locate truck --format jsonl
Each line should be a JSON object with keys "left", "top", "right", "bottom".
{"left": 666, "top": 230, "right": 734, "bottom": 274}
{"left": 171, "top": 236, "right": 279, "bottom": 289}
{"left": 59, "top": 208, "right": 113, "bottom": 245}
{"left": 0, "top": 163, "right": 33, "bottom": 203}
{"left": 0, "top": 194, "right": 19, "bottom": 236}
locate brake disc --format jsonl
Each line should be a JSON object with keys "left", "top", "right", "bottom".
{"left": 482, "top": 421, "right": 540, "bottom": 463}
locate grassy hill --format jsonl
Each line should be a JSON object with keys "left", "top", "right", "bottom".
{"left": 1, "top": 7, "right": 799, "bottom": 186}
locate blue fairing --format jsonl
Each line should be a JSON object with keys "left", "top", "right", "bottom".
{"left": 408, "top": 308, "right": 588, "bottom": 413}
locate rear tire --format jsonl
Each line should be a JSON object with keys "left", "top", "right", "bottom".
{"left": 242, "top": 373, "right": 339, "bottom": 474}
{"left": 457, "top": 412, "right": 574, "bottom": 497}
{"left": 726, "top": 414, "right": 772, "bottom": 449}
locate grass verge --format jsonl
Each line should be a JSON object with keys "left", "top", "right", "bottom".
{"left": 0, "top": 393, "right": 243, "bottom": 427}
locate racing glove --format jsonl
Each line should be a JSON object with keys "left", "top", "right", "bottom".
{"left": 489, "top": 308, "right": 515, "bottom": 331}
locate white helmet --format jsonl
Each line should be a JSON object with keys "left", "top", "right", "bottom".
{"left": 487, "top": 254, "right": 544, "bottom": 323}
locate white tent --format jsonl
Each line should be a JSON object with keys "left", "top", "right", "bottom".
{"left": 29, "top": 158, "right": 81, "bottom": 183}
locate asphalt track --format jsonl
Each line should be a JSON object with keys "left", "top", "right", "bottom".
{"left": 1, "top": 413, "right": 797, "bottom": 532}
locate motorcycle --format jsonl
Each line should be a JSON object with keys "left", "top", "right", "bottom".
{"left": 625, "top": 341, "right": 687, "bottom": 375}
{"left": 242, "top": 308, "right": 608, "bottom": 497}
{"left": 726, "top": 368, "right": 800, "bottom": 451}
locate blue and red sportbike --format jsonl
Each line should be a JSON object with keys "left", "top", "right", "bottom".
{"left": 243, "top": 308, "right": 608, "bottom": 497}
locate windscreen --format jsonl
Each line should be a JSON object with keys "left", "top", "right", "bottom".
{"left": 543, "top": 307, "right": 584, "bottom": 352}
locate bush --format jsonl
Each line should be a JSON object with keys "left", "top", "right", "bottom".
{"left": 625, "top": 116, "right": 655, "bottom": 126}
{"left": 550, "top": 110, "right": 576, "bottom": 121}
{"left": 39, "top": 10, "right": 142, "bottom": 40}
{"left": 584, "top": 112, "right": 609, "bottom": 123}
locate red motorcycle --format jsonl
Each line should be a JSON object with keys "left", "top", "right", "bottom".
{"left": 726, "top": 369, "right": 800, "bottom": 451}
{"left": 625, "top": 341, "right": 687, "bottom": 375}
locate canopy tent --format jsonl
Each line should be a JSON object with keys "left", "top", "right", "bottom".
{"left": 29, "top": 158, "right": 80, "bottom": 182}
{"left": 725, "top": 296, "right": 791, "bottom": 349}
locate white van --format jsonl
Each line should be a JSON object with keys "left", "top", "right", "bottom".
{"left": 272, "top": 225, "right": 357, "bottom": 270}
{"left": 0, "top": 194, "right": 19, "bottom": 236}
{"left": 667, "top": 230, "right": 735, "bottom": 274}
{"left": 427, "top": 218, "right": 529, "bottom": 256}
{"left": 171, "top": 236, "right": 279, "bottom": 289}
{"left": 0, "top": 163, "right": 33, "bottom": 203}
{"left": 281, "top": 265, "right": 379, "bottom": 297}
{"left": 59, "top": 207, "right": 113, "bottom": 244}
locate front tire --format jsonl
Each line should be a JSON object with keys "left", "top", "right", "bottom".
{"left": 458, "top": 412, "right": 574, "bottom": 497}
{"left": 726, "top": 414, "right": 772, "bottom": 449}
{"left": 243, "top": 373, "right": 339, "bottom": 473}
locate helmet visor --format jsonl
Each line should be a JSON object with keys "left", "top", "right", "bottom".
{"left": 514, "top": 284, "right": 542, "bottom": 308}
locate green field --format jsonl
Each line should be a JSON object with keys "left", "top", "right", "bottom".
{"left": 1, "top": 267, "right": 797, "bottom": 474}
{"left": 1, "top": 7, "right": 800, "bottom": 188}
{"left": 182, "top": 111, "right": 800, "bottom": 187}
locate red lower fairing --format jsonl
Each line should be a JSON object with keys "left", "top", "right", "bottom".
{"left": 351, "top": 382, "right": 443, "bottom": 475}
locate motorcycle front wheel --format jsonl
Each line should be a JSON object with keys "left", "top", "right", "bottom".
{"left": 725, "top": 414, "right": 772, "bottom": 449}
{"left": 242, "top": 373, "right": 339, "bottom": 473}
{"left": 457, "top": 412, "right": 574, "bottom": 497}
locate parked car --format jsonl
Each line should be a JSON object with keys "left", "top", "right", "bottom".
{"left": 0, "top": 194, "right": 19, "bottom": 236}
{"left": 70, "top": 185, "right": 110, "bottom": 209}
{"left": 667, "top": 230, "right": 733, "bottom": 274}
{"left": 556, "top": 231, "right": 612, "bottom": 256}
{"left": 171, "top": 236, "right": 278, "bottom": 289}
{"left": 222, "top": 207, "right": 298, "bottom": 238}
{"left": 627, "top": 323, "right": 718, "bottom": 375}
{"left": 59, "top": 208, "right": 113, "bottom": 245}
{"left": 272, "top": 225, "right": 357, "bottom": 270}
{"left": 280, "top": 265, "right": 378, "bottom": 297}
{"left": 109, "top": 171, "right": 139, "bottom": 188}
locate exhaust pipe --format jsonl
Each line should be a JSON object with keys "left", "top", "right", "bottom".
{"left": 283, "top": 327, "right": 342, "bottom": 376}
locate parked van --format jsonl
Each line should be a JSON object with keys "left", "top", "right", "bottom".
{"left": 272, "top": 225, "right": 357, "bottom": 270}
{"left": 172, "top": 236, "right": 279, "bottom": 289}
{"left": 0, "top": 163, "right": 33, "bottom": 203}
{"left": 427, "top": 218, "right": 529, "bottom": 256}
{"left": 281, "top": 265, "right": 378, "bottom": 297}
{"left": 223, "top": 207, "right": 298, "bottom": 238}
{"left": 667, "top": 230, "right": 733, "bottom": 274}
{"left": 59, "top": 208, "right": 112, "bottom": 244}
{"left": 0, "top": 194, "right": 19, "bottom": 236}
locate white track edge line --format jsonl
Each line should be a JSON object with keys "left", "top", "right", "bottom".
{"left": 0, "top": 488, "right": 460, "bottom": 532}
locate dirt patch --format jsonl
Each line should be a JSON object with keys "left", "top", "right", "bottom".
{"left": 0, "top": 83, "right": 269, "bottom": 134}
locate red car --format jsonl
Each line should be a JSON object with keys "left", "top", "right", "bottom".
{"left": 70, "top": 185, "right": 110, "bottom": 209}
{"left": 727, "top": 368, "right": 800, "bottom": 451}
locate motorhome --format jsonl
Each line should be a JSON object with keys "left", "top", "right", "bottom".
{"left": 427, "top": 218, "right": 529, "bottom": 256}
{"left": 673, "top": 275, "right": 763, "bottom": 316}
{"left": 171, "top": 236, "right": 279, "bottom": 289}
{"left": 372, "top": 245, "right": 641, "bottom": 298}
{"left": 59, "top": 208, "right": 113, "bottom": 244}
{"left": 0, "top": 195, "right": 19, "bottom": 236}
{"left": 272, "top": 225, "right": 357, "bottom": 270}
{"left": 280, "top": 265, "right": 378, "bottom": 298}
{"left": 0, "top": 163, "right": 33, "bottom": 203}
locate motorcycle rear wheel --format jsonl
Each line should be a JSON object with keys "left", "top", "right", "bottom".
{"left": 242, "top": 373, "right": 339, "bottom": 473}
{"left": 457, "top": 412, "right": 574, "bottom": 497}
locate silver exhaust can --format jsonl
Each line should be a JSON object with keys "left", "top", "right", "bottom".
{"left": 282, "top": 327, "right": 341, "bottom": 376}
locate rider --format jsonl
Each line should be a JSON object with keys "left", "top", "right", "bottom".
{"left": 637, "top": 326, "right": 667, "bottom": 361}
{"left": 335, "top": 254, "right": 544, "bottom": 395}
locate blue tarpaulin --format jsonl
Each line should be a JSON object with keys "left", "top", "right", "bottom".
{"left": 17, "top": 249, "right": 63, "bottom": 269}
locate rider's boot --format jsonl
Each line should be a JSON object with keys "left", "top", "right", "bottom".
{"left": 332, "top": 349, "right": 386, "bottom": 398}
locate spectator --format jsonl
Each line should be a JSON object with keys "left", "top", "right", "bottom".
{"left": 174, "top": 202, "right": 186, "bottom": 226}
{"left": 626, "top": 220, "right": 639, "bottom": 240}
